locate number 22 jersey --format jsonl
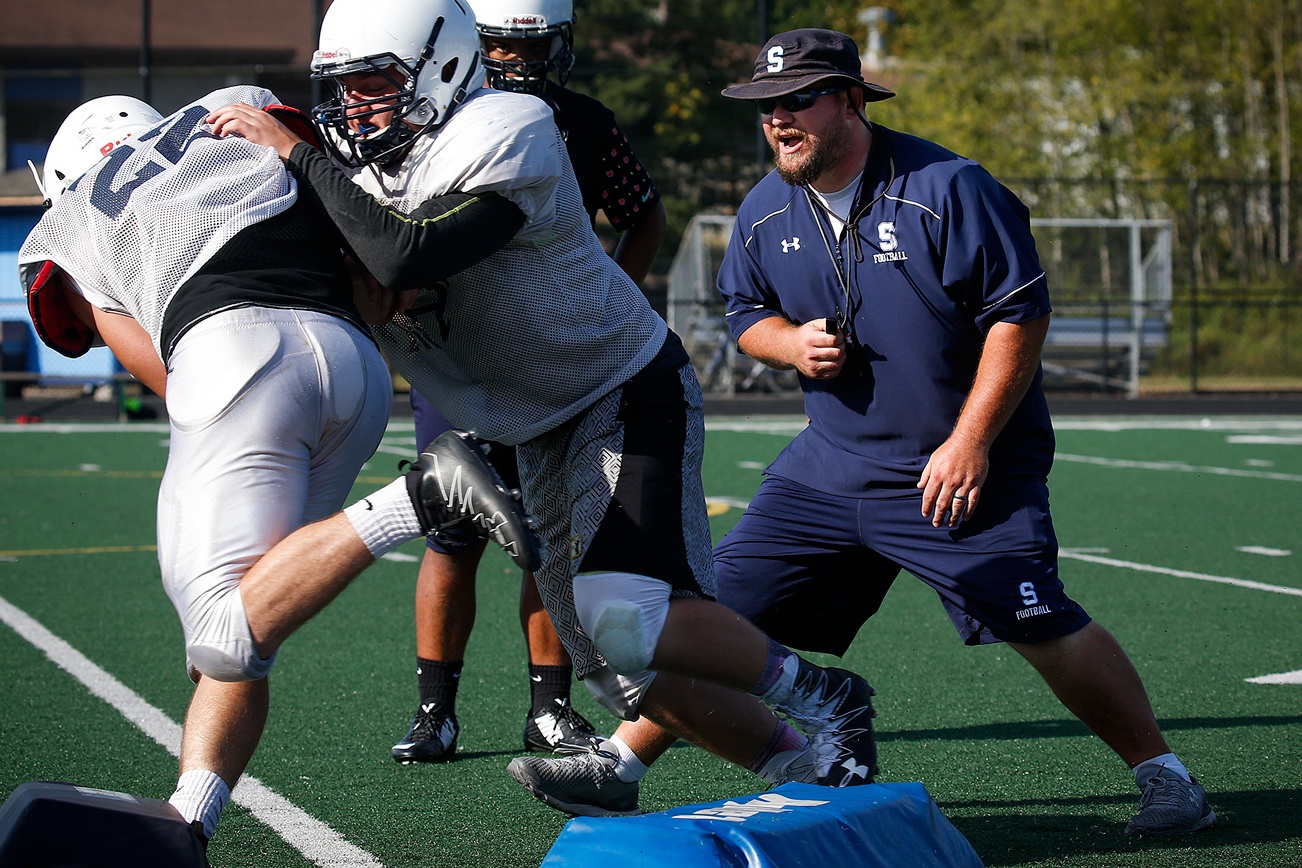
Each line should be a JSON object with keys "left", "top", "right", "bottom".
{"left": 19, "top": 85, "right": 363, "bottom": 363}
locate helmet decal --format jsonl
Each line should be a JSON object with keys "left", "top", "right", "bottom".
{"left": 41, "top": 96, "right": 163, "bottom": 206}
{"left": 473, "top": 0, "right": 576, "bottom": 95}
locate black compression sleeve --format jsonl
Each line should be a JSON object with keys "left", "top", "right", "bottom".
{"left": 287, "top": 142, "right": 526, "bottom": 290}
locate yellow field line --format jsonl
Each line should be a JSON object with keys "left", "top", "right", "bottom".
{"left": 0, "top": 544, "right": 157, "bottom": 557}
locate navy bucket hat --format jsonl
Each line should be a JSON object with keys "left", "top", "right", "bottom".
{"left": 721, "top": 28, "right": 895, "bottom": 103}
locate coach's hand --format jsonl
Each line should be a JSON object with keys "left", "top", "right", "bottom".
{"left": 207, "top": 103, "right": 304, "bottom": 161}
{"left": 737, "top": 316, "right": 845, "bottom": 380}
{"left": 918, "top": 435, "right": 987, "bottom": 528}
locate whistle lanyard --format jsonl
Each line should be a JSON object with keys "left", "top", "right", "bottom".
{"left": 803, "top": 152, "right": 896, "bottom": 338}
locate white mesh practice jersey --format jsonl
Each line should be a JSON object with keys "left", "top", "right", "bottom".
{"left": 19, "top": 86, "right": 295, "bottom": 354}
{"left": 349, "top": 88, "right": 667, "bottom": 446}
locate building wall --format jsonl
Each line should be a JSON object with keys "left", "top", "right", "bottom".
{"left": 0, "top": 0, "right": 332, "bottom": 181}
{"left": 0, "top": 1, "right": 324, "bottom": 67}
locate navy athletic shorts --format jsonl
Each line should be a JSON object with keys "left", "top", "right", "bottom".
{"left": 713, "top": 473, "right": 1091, "bottom": 655}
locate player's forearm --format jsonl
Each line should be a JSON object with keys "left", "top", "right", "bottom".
{"left": 951, "top": 316, "right": 1048, "bottom": 451}
{"left": 287, "top": 144, "right": 524, "bottom": 290}
{"left": 611, "top": 201, "right": 666, "bottom": 285}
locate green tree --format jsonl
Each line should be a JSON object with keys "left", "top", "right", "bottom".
{"left": 566, "top": 0, "right": 1301, "bottom": 289}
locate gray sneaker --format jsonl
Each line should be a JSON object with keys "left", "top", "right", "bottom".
{"left": 507, "top": 737, "right": 641, "bottom": 817}
{"left": 1124, "top": 768, "right": 1217, "bottom": 836}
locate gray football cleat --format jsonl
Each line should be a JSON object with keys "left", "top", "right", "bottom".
{"left": 406, "top": 430, "right": 541, "bottom": 570}
{"left": 507, "top": 737, "right": 641, "bottom": 817}
{"left": 1124, "top": 768, "right": 1216, "bottom": 836}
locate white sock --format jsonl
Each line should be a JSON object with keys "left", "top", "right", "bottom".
{"left": 1133, "top": 752, "right": 1191, "bottom": 785}
{"left": 606, "top": 735, "right": 649, "bottom": 783}
{"left": 758, "top": 653, "right": 801, "bottom": 706}
{"left": 343, "top": 477, "right": 424, "bottom": 558}
{"left": 168, "top": 769, "right": 230, "bottom": 839}
{"left": 757, "top": 745, "right": 814, "bottom": 785}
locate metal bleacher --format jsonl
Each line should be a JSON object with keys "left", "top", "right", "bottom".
{"left": 1039, "top": 314, "right": 1170, "bottom": 393}
{"left": 1034, "top": 218, "right": 1173, "bottom": 395}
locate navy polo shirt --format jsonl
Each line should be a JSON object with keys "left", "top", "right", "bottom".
{"left": 717, "top": 124, "right": 1056, "bottom": 496}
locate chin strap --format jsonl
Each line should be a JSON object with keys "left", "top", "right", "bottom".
{"left": 27, "top": 160, "right": 51, "bottom": 208}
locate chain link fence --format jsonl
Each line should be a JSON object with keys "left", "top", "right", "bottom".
{"left": 4, "top": 171, "right": 1302, "bottom": 417}
{"left": 665, "top": 205, "right": 1302, "bottom": 397}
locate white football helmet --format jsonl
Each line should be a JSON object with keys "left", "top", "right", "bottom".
{"left": 473, "top": 0, "right": 575, "bottom": 94}
{"left": 311, "top": 0, "right": 484, "bottom": 167}
{"left": 39, "top": 95, "right": 163, "bottom": 207}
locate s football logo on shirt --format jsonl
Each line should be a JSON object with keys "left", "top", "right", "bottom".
{"left": 877, "top": 222, "right": 898, "bottom": 252}
{"left": 873, "top": 221, "right": 909, "bottom": 264}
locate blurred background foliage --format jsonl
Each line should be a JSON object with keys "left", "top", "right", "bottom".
{"left": 569, "top": 0, "right": 1301, "bottom": 294}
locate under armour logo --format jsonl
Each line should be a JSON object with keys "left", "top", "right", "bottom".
{"left": 839, "top": 757, "right": 872, "bottom": 783}
{"left": 781, "top": 237, "right": 801, "bottom": 253}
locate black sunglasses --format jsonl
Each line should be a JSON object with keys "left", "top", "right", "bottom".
{"left": 754, "top": 86, "right": 844, "bottom": 115}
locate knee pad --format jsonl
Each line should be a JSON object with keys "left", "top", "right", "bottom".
{"left": 181, "top": 589, "right": 275, "bottom": 683}
{"left": 582, "top": 667, "right": 658, "bottom": 720}
{"left": 572, "top": 572, "right": 671, "bottom": 674}
{"left": 186, "top": 642, "right": 275, "bottom": 683}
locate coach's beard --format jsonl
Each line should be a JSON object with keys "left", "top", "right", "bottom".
{"left": 775, "top": 146, "right": 827, "bottom": 187}
{"left": 772, "top": 120, "right": 854, "bottom": 188}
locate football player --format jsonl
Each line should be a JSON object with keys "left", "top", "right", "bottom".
{"left": 207, "top": 0, "right": 880, "bottom": 814}
{"left": 19, "top": 89, "right": 534, "bottom": 848}
{"left": 386, "top": 0, "right": 671, "bottom": 766}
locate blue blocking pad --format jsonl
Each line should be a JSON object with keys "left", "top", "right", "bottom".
{"left": 542, "top": 781, "right": 983, "bottom": 867}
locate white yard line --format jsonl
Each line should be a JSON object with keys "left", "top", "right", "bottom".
{"left": 1057, "top": 551, "right": 1302, "bottom": 686}
{"left": 0, "top": 594, "right": 383, "bottom": 867}
{"left": 1058, "top": 549, "right": 1302, "bottom": 597}
{"left": 1226, "top": 435, "right": 1302, "bottom": 445}
{"left": 1245, "top": 670, "right": 1302, "bottom": 685}
{"left": 1235, "top": 545, "right": 1293, "bottom": 557}
{"left": 1053, "top": 453, "right": 1302, "bottom": 483}
{"left": 700, "top": 418, "right": 1302, "bottom": 435}
{"left": 1052, "top": 419, "right": 1302, "bottom": 432}
{"left": 4, "top": 417, "right": 1301, "bottom": 437}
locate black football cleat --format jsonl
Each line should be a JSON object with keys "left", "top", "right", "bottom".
{"left": 391, "top": 704, "right": 459, "bottom": 764}
{"left": 406, "top": 430, "right": 541, "bottom": 571}
{"left": 524, "top": 698, "right": 600, "bottom": 754}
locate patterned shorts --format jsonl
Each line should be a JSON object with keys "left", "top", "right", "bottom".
{"left": 517, "top": 358, "right": 715, "bottom": 676}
